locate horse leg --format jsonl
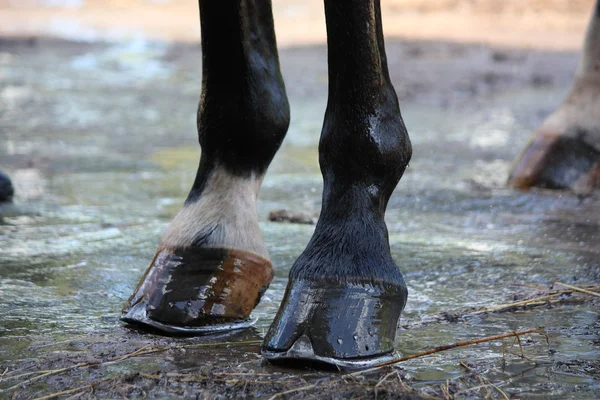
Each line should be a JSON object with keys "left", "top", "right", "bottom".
{"left": 262, "top": 0, "right": 412, "bottom": 368}
{"left": 509, "top": 0, "right": 600, "bottom": 191}
{"left": 122, "top": 0, "right": 290, "bottom": 334}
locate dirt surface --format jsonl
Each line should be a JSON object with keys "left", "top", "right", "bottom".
{"left": 1, "top": 34, "right": 599, "bottom": 399}
{"left": 1, "top": 1, "right": 600, "bottom": 399}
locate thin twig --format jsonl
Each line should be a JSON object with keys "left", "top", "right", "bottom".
{"left": 374, "top": 370, "right": 397, "bottom": 389}
{"left": 470, "top": 295, "right": 563, "bottom": 315}
{"left": 177, "top": 377, "right": 297, "bottom": 385}
{"left": 470, "top": 286, "right": 599, "bottom": 315}
{"left": 401, "top": 287, "right": 597, "bottom": 329}
{"left": 2, "top": 345, "right": 152, "bottom": 390}
{"left": 442, "top": 379, "right": 452, "bottom": 399}
{"left": 459, "top": 360, "right": 509, "bottom": 400}
{"left": 348, "top": 327, "right": 544, "bottom": 377}
{"left": 4, "top": 367, "right": 84, "bottom": 392}
{"left": 2, "top": 340, "right": 261, "bottom": 392}
{"left": 514, "top": 332, "right": 525, "bottom": 359}
{"left": 213, "top": 372, "right": 273, "bottom": 377}
{"left": 64, "top": 390, "right": 87, "bottom": 400}
{"left": 31, "top": 378, "right": 113, "bottom": 400}
{"left": 2, "top": 345, "right": 151, "bottom": 382}
{"left": 455, "top": 383, "right": 503, "bottom": 398}
{"left": 488, "top": 381, "right": 510, "bottom": 400}
{"left": 139, "top": 372, "right": 161, "bottom": 380}
{"left": 268, "top": 383, "right": 317, "bottom": 400}
{"left": 221, "top": 379, "right": 297, "bottom": 385}
{"left": 555, "top": 282, "right": 600, "bottom": 298}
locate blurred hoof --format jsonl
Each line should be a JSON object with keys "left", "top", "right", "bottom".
{"left": 0, "top": 170, "right": 14, "bottom": 203}
{"left": 509, "top": 70, "right": 600, "bottom": 192}
{"left": 122, "top": 247, "right": 273, "bottom": 335}
{"left": 508, "top": 130, "right": 600, "bottom": 191}
{"left": 262, "top": 278, "right": 407, "bottom": 369}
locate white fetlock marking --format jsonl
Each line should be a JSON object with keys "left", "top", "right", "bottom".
{"left": 159, "top": 167, "right": 269, "bottom": 259}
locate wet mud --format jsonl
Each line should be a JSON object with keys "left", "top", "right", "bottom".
{"left": 0, "top": 36, "right": 599, "bottom": 398}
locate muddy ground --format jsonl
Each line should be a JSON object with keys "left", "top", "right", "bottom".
{"left": 1, "top": 6, "right": 600, "bottom": 399}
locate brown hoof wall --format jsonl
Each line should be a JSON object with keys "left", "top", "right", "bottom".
{"left": 121, "top": 248, "right": 273, "bottom": 335}
{"left": 508, "top": 131, "right": 600, "bottom": 190}
{"left": 262, "top": 278, "right": 407, "bottom": 369}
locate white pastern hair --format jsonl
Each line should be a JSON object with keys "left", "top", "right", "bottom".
{"left": 159, "top": 167, "right": 269, "bottom": 259}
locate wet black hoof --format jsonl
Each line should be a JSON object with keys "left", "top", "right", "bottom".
{"left": 262, "top": 278, "right": 407, "bottom": 369}
{"left": 122, "top": 247, "right": 273, "bottom": 336}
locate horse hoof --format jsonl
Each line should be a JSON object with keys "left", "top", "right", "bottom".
{"left": 261, "top": 278, "right": 407, "bottom": 369}
{"left": 509, "top": 70, "right": 600, "bottom": 192}
{"left": 121, "top": 247, "right": 273, "bottom": 335}
{"left": 508, "top": 130, "right": 600, "bottom": 191}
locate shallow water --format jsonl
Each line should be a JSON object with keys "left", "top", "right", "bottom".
{"left": 0, "top": 38, "right": 598, "bottom": 397}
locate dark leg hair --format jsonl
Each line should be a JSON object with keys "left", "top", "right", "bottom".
{"left": 263, "top": 0, "right": 412, "bottom": 368}
{"left": 122, "top": 0, "right": 290, "bottom": 334}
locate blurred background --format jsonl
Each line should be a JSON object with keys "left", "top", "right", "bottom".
{"left": 0, "top": 0, "right": 594, "bottom": 48}
{"left": 1, "top": 1, "right": 599, "bottom": 398}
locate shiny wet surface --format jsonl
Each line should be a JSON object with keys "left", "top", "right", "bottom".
{"left": 122, "top": 247, "right": 273, "bottom": 332}
{"left": 0, "top": 38, "right": 599, "bottom": 398}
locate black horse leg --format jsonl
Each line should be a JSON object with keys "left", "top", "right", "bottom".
{"left": 122, "top": 0, "right": 290, "bottom": 334}
{"left": 263, "top": 0, "right": 412, "bottom": 368}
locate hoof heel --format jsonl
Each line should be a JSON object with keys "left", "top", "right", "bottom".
{"left": 509, "top": 131, "right": 600, "bottom": 190}
{"left": 121, "top": 247, "right": 273, "bottom": 335}
{"left": 262, "top": 278, "right": 407, "bottom": 369}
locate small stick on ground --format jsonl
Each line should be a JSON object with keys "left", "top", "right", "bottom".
{"left": 348, "top": 327, "right": 544, "bottom": 377}
{"left": 374, "top": 370, "right": 398, "bottom": 390}
{"left": 1, "top": 340, "right": 262, "bottom": 392}
{"left": 555, "top": 282, "right": 600, "bottom": 298}
{"left": 513, "top": 332, "right": 526, "bottom": 359}
{"left": 459, "top": 360, "right": 509, "bottom": 400}
{"left": 2, "top": 345, "right": 151, "bottom": 382}
{"left": 139, "top": 372, "right": 161, "bottom": 380}
{"left": 471, "top": 285, "right": 600, "bottom": 315}
{"left": 213, "top": 372, "right": 274, "bottom": 377}
{"left": 401, "top": 286, "right": 598, "bottom": 329}
{"left": 455, "top": 382, "right": 508, "bottom": 399}
{"left": 268, "top": 383, "right": 318, "bottom": 400}
{"left": 470, "top": 295, "right": 564, "bottom": 315}
{"left": 31, "top": 378, "right": 113, "bottom": 400}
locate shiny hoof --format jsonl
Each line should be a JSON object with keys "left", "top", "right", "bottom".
{"left": 122, "top": 247, "right": 274, "bottom": 336}
{"left": 508, "top": 131, "right": 600, "bottom": 190}
{"left": 262, "top": 278, "right": 407, "bottom": 370}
